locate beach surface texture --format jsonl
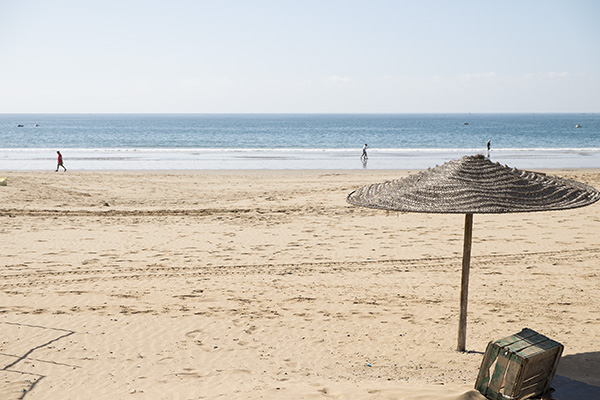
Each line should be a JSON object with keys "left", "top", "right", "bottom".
{"left": 1, "top": 170, "right": 599, "bottom": 399}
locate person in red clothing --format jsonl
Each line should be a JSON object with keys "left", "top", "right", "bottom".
{"left": 56, "top": 151, "right": 67, "bottom": 172}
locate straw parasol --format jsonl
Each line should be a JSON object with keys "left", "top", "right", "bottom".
{"left": 347, "top": 154, "right": 600, "bottom": 352}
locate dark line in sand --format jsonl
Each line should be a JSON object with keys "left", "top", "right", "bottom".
{"left": 2, "top": 331, "right": 75, "bottom": 371}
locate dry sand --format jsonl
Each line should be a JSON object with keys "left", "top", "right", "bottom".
{"left": 1, "top": 169, "right": 599, "bottom": 399}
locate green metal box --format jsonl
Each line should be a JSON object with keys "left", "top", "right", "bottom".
{"left": 475, "top": 328, "right": 563, "bottom": 400}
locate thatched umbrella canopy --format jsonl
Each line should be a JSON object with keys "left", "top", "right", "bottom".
{"left": 347, "top": 154, "right": 600, "bottom": 351}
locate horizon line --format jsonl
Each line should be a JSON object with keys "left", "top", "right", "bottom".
{"left": 1, "top": 112, "right": 598, "bottom": 115}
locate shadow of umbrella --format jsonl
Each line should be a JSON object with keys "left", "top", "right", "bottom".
{"left": 551, "top": 351, "right": 600, "bottom": 399}
{"left": 551, "top": 375, "right": 600, "bottom": 400}
{"left": 347, "top": 155, "right": 600, "bottom": 352}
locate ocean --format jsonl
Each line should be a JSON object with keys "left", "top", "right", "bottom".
{"left": 1, "top": 114, "right": 599, "bottom": 170}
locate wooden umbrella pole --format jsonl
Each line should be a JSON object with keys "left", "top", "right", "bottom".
{"left": 457, "top": 213, "right": 473, "bottom": 352}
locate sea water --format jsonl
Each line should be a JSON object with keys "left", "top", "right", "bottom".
{"left": 1, "top": 114, "right": 599, "bottom": 170}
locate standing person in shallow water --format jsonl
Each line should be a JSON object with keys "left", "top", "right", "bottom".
{"left": 486, "top": 139, "right": 491, "bottom": 158}
{"left": 361, "top": 144, "right": 368, "bottom": 161}
{"left": 56, "top": 151, "right": 67, "bottom": 172}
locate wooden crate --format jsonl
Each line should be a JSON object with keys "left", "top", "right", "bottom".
{"left": 475, "top": 328, "right": 563, "bottom": 400}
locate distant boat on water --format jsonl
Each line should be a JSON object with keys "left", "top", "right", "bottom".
{"left": 575, "top": 124, "right": 582, "bottom": 128}
{"left": 17, "top": 124, "right": 24, "bottom": 127}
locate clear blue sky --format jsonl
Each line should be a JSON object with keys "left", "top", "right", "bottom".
{"left": 1, "top": 0, "right": 598, "bottom": 113}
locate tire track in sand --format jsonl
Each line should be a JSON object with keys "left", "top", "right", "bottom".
{"left": 1, "top": 247, "right": 598, "bottom": 289}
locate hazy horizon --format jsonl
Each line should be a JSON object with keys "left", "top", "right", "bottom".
{"left": 1, "top": 1, "right": 599, "bottom": 114}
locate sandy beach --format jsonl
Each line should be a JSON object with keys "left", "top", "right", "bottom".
{"left": 1, "top": 169, "right": 599, "bottom": 399}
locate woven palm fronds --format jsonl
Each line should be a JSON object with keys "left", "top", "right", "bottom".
{"left": 347, "top": 154, "right": 600, "bottom": 214}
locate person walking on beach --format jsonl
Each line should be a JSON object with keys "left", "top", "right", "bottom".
{"left": 486, "top": 139, "right": 491, "bottom": 158}
{"left": 361, "top": 143, "right": 368, "bottom": 161}
{"left": 56, "top": 151, "right": 67, "bottom": 172}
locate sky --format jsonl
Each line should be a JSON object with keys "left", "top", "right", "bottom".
{"left": 0, "top": 0, "right": 599, "bottom": 113}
